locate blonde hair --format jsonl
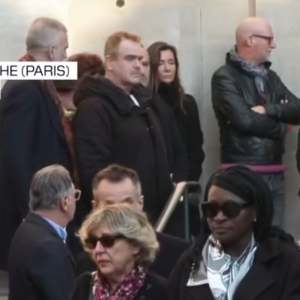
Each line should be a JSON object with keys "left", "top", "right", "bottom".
{"left": 104, "top": 31, "right": 141, "bottom": 56}
{"left": 26, "top": 17, "right": 67, "bottom": 52}
{"left": 79, "top": 203, "right": 159, "bottom": 266}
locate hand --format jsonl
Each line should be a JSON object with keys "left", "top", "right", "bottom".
{"left": 251, "top": 105, "right": 266, "bottom": 114}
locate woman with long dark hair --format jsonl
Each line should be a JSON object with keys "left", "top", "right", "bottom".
{"left": 169, "top": 165, "right": 300, "bottom": 300}
{"left": 147, "top": 42, "right": 205, "bottom": 182}
{"left": 147, "top": 42, "right": 205, "bottom": 238}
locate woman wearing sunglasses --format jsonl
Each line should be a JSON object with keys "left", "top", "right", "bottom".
{"left": 69, "top": 203, "right": 167, "bottom": 300}
{"left": 169, "top": 165, "right": 300, "bottom": 300}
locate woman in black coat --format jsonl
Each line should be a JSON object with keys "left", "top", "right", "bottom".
{"left": 70, "top": 203, "right": 167, "bottom": 300}
{"left": 147, "top": 42, "right": 205, "bottom": 182}
{"left": 147, "top": 42, "right": 205, "bottom": 237}
{"left": 169, "top": 165, "right": 300, "bottom": 300}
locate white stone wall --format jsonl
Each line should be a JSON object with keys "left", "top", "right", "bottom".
{"left": 0, "top": 0, "right": 300, "bottom": 236}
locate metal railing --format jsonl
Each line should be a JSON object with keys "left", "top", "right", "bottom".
{"left": 155, "top": 181, "right": 200, "bottom": 240}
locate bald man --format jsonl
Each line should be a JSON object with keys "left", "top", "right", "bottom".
{"left": 211, "top": 17, "right": 300, "bottom": 227}
{"left": 0, "top": 17, "right": 75, "bottom": 269}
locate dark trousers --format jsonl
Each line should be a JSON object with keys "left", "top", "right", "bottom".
{"left": 261, "top": 172, "right": 285, "bottom": 227}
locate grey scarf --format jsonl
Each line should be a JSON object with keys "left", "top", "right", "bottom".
{"left": 228, "top": 47, "right": 269, "bottom": 98}
{"left": 202, "top": 234, "right": 257, "bottom": 300}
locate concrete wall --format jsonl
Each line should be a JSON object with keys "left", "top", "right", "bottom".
{"left": 0, "top": 0, "right": 300, "bottom": 237}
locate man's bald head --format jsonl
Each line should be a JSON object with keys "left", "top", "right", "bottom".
{"left": 234, "top": 17, "right": 275, "bottom": 64}
{"left": 235, "top": 17, "right": 272, "bottom": 45}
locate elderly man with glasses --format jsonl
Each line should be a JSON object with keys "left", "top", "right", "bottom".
{"left": 8, "top": 165, "right": 79, "bottom": 300}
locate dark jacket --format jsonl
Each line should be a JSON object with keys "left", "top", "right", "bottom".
{"left": 8, "top": 213, "right": 76, "bottom": 300}
{"left": 73, "top": 75, "right": 188, "bottom": 221}
{"left": 69, "top": 271, "right": 167, "bottom": 300}
{"left": 0, "top": 80, "right": 73, "bottom": 270}
{"left": 75, "top": 232, "right": 190, "bottom": 278}
{"left": 158, "top": 83, "right": 205, "bottom": 181}
{"left": 169, "top": 237, "right": 300, "bottom": 300}
{"left": 211, "top": 54, "right": 300, "bottom": 165}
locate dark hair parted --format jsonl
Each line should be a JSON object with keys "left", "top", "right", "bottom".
{"left": 53, "top": 53, "right": 105, "bottom": 92}
{"left": 147, "top": 41, "right": 186, "bottom": 112}
{"left": 187, "top": 165, "right": 296, "bottom": 272}
{"left": 92, "top": 164, "right": 141, "bottom": 194}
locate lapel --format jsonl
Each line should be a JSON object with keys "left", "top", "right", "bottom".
{"left": 184, "top": 262, "right": 215, "bottom": 300}
{"left": 184, "top": 238, "right": 282, "bottom": 300}
{"left": 233, "top": 238, "right": 281, "bottom": 300}
{"left": 25, "top": 212, "right": 76, "bottom": 269}
{"left": 34, "top": 81, "right": 69, "bottom": 147}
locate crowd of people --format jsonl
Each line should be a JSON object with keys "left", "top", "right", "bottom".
{"left": 0, "top": 12, "right": 300, "bottom": 300}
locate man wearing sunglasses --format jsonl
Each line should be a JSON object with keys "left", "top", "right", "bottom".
{"left": 75, "top": 164, "right": 190, "bottom": 278}
{"left": 211, "top": 16, "right": 300, "bottom": 228}
{"left": 8, "top": 165, "right": 79, "bottom": 300}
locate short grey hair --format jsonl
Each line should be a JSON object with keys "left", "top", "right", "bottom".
{"left": 79, "top": 203, "right": 159, "bottom": 266}
{"left": 26, "top": 17, "right": 67, "bottom": 51}
{"left": 92, "top": 164, "right": 142, "bottom": 197}
{"left": 29, "top": 165, "right": 73, "bottom": 211}
{"left": 92, "top": 165, "right": 142, "bottom": 197}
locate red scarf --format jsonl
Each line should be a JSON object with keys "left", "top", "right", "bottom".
{"left": 19, "top": 54, "right": 79, "bottom": 186}
{"left": 93, "top": 266, "right": 147, "bottom": 300}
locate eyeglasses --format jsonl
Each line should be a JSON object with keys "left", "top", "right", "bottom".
{"left": 73, "top": 189, "right": 81, "bottom": 201}
{"left": 85, "top": 233, "right": 124, "bottom": 249}
{"left": 201, "top": 201, "right": 251, "bottom": 219}
{"left": 252, "top": 34, "right": 274, "bottom": 44}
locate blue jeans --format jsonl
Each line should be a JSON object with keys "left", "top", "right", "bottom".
{"left": 261, "top": 172, "right": 285, "bottom": 227}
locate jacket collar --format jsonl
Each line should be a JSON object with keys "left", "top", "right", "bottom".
{"left": 109, "top": 83, "right": 152, "bottom": 115}
{"left": 73, "top": 74, "right": 152, "bottom": 115}
{"left": 25, "top": 212, "right": 64, "bottom": 241}
{"left": 234, "top": 237, "right": 291, "bottom": 300}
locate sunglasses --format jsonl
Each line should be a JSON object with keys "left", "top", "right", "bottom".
{"left": 85, "top": 234, "right": 124, "bottom": 249}
{"left": 201, "top": 201, "right": 251, "bottom": 219}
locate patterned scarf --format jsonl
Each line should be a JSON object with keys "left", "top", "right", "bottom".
{"left": 228, "top": 47, "right": 269, "bottom": 99}
{"left": 202, "top": 234, "right": 257, "bottom": 300}
{"left": 93, "top": 266, "right": 147, "bottom": 300}
{"left": 19, "top": 54, "right": 79, "bottom": 186}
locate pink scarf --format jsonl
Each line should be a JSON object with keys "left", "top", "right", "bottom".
{"left": 93, "top": 266, "right": 147, "bottom": 300}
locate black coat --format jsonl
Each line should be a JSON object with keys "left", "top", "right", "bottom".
{"left": 169, "top": 238, "right": 300, "bottom": 300}
{"left": 211, "top": 54, "right": 300, "bottom": 165}
{"left": 8, "top": 213, "right": 76, "bottom": 300}
{"left": 69, "top": 271, "right": 167, "bottom": 300}
{"left": 171, "top": 94, "right": 204, "bottom": 181}
{"left": 0, "top": 80, "right": 73, "bottom": 270}
{"left": 73, "top": 75, "right": 188, "bottom": 221}
{"left": 75, "top": 232, "right": 190, "bottom": 278}
{"left": 158, "top": 83, "right": 205, "bottom": 181}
